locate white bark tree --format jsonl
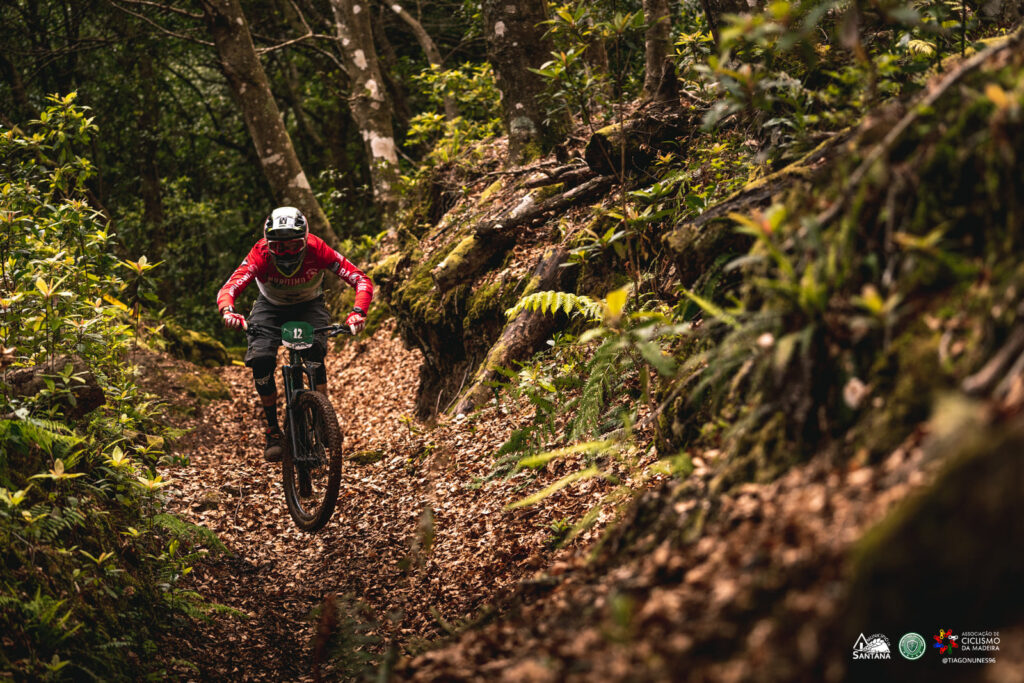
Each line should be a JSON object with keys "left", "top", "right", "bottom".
{"left": 387, "top": 1, "right": 459, "bottom": 119}
{"left": 642, "top": 0, "right": 672, "bottom": 99}
{"left": 329, "top": 0, "right": 400, "bottom": 219}
{"left": 481, "top": 0, "right": 560, "bottom": 163}
{"left": 198, "top": 0, "right": 338, "bottom": 245}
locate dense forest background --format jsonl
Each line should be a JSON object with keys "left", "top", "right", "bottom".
{"left": 4, "top": 0, "right": 1024, "bottom": 680}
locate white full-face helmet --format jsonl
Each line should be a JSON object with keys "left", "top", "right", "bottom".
{"left": 263, "top": 206, "right": 308, "bottom": 276}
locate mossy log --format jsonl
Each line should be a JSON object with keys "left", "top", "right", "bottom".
{"left": 431, "top": 176, "right": 614, "bottom": 295}
{"left": 584, "top": 108, "right": 695, "bottom": 176}
{"left": 452, "top": 247, "right": 568, "bottom": 416}
{"left": 430, "top": 232, "right": 515, "bottom": 293}
{"left": 476, "top": 175, "right": 617, "bottom": 239}
{"left": 3, "top": 355, "right": 105, "bottom": 418}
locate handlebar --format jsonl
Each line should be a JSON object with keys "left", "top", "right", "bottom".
{"left": 246, "top": 322, "right": 353, "bottom": 337}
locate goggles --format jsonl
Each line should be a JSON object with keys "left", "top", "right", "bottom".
{"left": 268, "top": 238, "right": 305, "bottom": 255}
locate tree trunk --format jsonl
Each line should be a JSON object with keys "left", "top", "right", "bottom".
{"left": 701, "top": 0, "right": 755, "bottom": 45}
{"left": 388, "top": 2, "right": 459, "bottom": 119}
{"left": 0, "top": 53, "right": 33, "bottom": 122}
{"left": 642, "top": 0, "right": 672, "bottom": 99}
{"left": 198, "top": 0, "right": 339, "bottom": 247}
{"left": 453, "top": 247, "right": 569, "bottom": 416}
{"left": 481, "top": 0, "right": 560, "bottom": 164}
{"left": 329, "top": 0, "right": 401, "bottom": 219}
{"left": 370, "top": 9, "right": 412, "bottom": 128}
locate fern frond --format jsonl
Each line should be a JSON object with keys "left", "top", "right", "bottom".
{"left": 152, "top": 513, "right": 226, "bottom": 553}
{"left": 506, "top": 291, "right": 603, "bottom": 321}
{"left": 569, "top": 339, "right": 620, "bottom": 440}
{"left": 505, "top": 466, "right": 601, "bottom": 510}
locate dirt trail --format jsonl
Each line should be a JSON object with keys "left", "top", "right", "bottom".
{"left": 156, "top": 320, "right": 619, "bottom": 680}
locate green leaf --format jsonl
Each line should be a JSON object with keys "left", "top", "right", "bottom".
{"left": 679, "top": 288, "right": 739, "bottom": 328}
{"left": 636, "top": 341, "right": 676, "bottom": 376}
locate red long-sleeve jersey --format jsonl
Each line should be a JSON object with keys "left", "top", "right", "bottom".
{"left": 216, "top": 234, "right": 373, "bottom": 311}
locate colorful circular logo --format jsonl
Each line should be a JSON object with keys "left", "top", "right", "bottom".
{"left": 899, "top": 632, "right": 926, "bottom": 660}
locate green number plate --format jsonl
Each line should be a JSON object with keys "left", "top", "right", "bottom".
{"left": 281, "top": 321, "right": 314, "bottom": 350}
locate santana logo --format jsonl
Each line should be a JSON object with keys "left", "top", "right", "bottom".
{"left": 852, "top": 633, "right": 891, "bottom": 660}
{"left": 933, "top": 629, "right": 959, "bottom": 655}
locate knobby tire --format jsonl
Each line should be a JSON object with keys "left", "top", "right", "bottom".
{"left": 282, "top": 391, "right": 343, "bottom": 532}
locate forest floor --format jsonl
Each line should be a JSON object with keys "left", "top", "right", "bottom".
{"left": 150, "top": 319, "right": 641, "bottom": 681}
{"left": 149, "top": 318, "right": 1024, "bottom": 682}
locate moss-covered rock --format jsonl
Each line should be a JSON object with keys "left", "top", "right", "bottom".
{"left": 162, "top": 323, "right": 229, "bottom": 367}
{"left": 178, "top": 368, "right": 231, "bottom": 403}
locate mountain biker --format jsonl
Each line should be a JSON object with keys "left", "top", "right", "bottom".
{"left": 216, "top": 206, "right": 373, "bottom": 462}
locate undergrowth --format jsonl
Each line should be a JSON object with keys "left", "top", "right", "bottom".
{"left": 1, "top": 95, "right": 224, "bottom": 680}
{"left": 474, "top": 3, "right": 1021, "bottom": 533}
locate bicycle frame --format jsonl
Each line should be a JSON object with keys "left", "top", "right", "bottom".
{"left": 280, "top": 347, "right": 319, "bottom": 460}
{"left": 246, "top": 321, "right": 349, "bottom": 462}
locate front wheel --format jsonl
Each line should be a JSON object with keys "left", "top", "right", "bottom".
{"left": 282, "top": 391, "right": 343, "bottom": 531}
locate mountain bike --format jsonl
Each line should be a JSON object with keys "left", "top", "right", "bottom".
{"left": 247, "top": 320, "right": 350, "bottom": 532}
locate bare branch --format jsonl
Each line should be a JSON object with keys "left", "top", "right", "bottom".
{"left": 250, "top": 0, "right": 336, "bottom": 55}
{"left": 107, "top": 1, "right": 213, "bottom": 47}
{"left": 254, "top": 30, "right": 333, "bottom": 55}
{"left": 116, "top": 0, "right": 203, "bottom": 20}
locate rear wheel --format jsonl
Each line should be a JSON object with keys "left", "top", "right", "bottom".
{"left": 282, "top": 391, "right": 343, "bottom": 531}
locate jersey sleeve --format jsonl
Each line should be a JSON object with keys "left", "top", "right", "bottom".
{"left": 310, "top": 235, "right": 374, "bottom": 312}
{"left": 216, "top": 243, "right": 263, "bottom": 311}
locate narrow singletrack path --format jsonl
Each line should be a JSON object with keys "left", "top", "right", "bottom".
{"left": 157, "top": 320, "right": 611, "bottom": 680}
{"left": 160, "top": 321, "right": 425, "bottom": 679}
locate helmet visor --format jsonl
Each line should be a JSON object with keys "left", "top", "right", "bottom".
{"left": 268, "top": 238, "right": 305, "bottom": 256}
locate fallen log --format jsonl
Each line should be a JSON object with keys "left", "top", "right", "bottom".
{"left": 522, "top": 164, "right": 594, "bottom": 189}
{"left": 431, "top": 176, "right": 614, "bottom": 293}
{"left": 430, "top": 232, "right": 516, "bottom": 293}
{"left": 452, "top": 247, "right": 568, "bottom": 416}
{"left": 3, "top": 355, "right": 105, "bottom": 418}
{"left": 476, "top": 175, "right": 616, "bottom": 239}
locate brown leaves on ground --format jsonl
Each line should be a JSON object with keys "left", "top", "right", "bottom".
{"left": 150, "top": 318, "right": 1024, "bottom": 683}
{"left": 154, "top": 319, "right": 622, "bottom": 680}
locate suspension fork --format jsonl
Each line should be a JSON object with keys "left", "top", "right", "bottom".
{"left": 281, "top": 349, "right": 320, "bottom": 457}
{"left": 282, "top": 349, "right": 305, "bottom": 457}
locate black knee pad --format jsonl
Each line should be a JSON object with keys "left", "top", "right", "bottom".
{"left": 250, "top": 356, "right": 277, "bottom": 396}
{"left": 301, "top": 346, "right": 327, "bottom": 386}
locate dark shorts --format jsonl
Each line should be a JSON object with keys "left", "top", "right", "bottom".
{"left": 244, "top": 295, "right": 331, "bottom": 365}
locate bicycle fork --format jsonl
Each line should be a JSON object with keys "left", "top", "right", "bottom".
{"left": 281, "top": 350, "right": 318, "bottom": 459}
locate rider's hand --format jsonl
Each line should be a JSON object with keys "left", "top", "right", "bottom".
{"left": 221, "top": 307, "right": 247, "bottom": 330}
{"left": 345, "top": 309, "right": 366, "bottom": 335}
